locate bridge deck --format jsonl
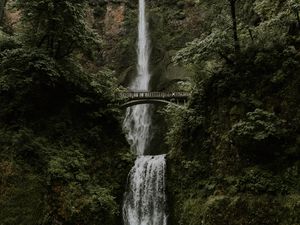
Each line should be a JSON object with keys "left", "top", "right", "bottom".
{"left": 119, "top": 91, "right": 190, "bottom": 99}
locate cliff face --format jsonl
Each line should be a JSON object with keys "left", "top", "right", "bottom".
{"left": 104, "top": 2, "right": 126, "bottom": 36}
{"left": 88, "top": 0, "right": 199, "bottom": 89}
{"left": 1, "top": 0, "right": 20, "bottom": 33}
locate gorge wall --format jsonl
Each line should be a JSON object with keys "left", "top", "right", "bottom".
{"left": 1, "top": 1, "right": 300, "bottom": 225}
{"left": 87, "top": 0, "right": 199, "bottom": 90}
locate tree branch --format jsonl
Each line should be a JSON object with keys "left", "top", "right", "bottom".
{"left": 229, "top": 0, "right": 240, "bottom": 56}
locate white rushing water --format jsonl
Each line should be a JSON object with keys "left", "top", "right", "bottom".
{"left": 122, "top": 0, "right": 167, "bottom": 225}
{"left": 123, "top": 0, "right": 152, "bottom": 156}
{"left": 123, "top": 155, "right": 167, "bottom": 225}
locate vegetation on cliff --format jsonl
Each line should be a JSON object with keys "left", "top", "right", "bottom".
{"left": 0, "top": 1, "right": 132, "bottom": 224}
{"left": 1, "top": 0, "right": 300, "bottom": 224}
{"left": 166, "top": 0, "right": 300, "bottom": 224}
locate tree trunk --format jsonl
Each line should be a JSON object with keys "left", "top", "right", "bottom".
{"left": 296, "top": 11, "right": 300, "bottom": 30}
{"left": 0, "top": 0, "right": 7, "bottom": 25}
{"left": 229, "top": 0, "right": 240, "bottom": 56}
{"left": 248, "top": 28, "right": 254, "bottom": 42}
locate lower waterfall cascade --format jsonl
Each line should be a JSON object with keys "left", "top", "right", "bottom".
{"left": 123, "top": 155, "right": 167, "bottom": 225}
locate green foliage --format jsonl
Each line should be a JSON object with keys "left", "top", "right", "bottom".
{"left": 47, "top": 147, "right": 119, "bottom": 224}
{"left": 175, "top": 193, "right": 299, "bottom": 225}
{"left": 230, "top": 109, "right": 287, "bottom": 145}
{"left": 229, "top": 109, "right": 288, "bottom": 161}
{"left": 162, "top": 102, "right": 209, "bottom": 159}
{"left": 0, "top": 48, "right": 60, "bottom": 91}
{"left": 162, "top": 104, "right": 189, "bottom": 152}
{"left": 0, "top": 46, "right": 122, "bottom": 128}
{"left": 48, "top": 146, "right": 89, "bottom": 181}
{"left": 0, "top": 1, "right": 129, "bottom": 224}
{"left": 0, "top": 31, "right": 20, "bottom": 51}
{"left": 237, "top": 167, "right": 288, "bottom": 194}
{"left": 173, "top": 29, "right": 233, "bottom": 65}
{"left": 201, "top": 195, "right": 284, "bottom": 225}
{"left": 0, "top": 170, "right": 46, "bottom": 225}
{"left": 168, "top": 1, "right": 300, "bottom": 225}
{"left": 174, "top": 0, "right": 300, "bottom": 68}
{"left": 60, "top": 184, "right": 118, "bottom": 224}
{"left": 179, "top": 197, "right": 203, "bottom": 225}
{"left": 14, "top": 0, "right": 100, "bottom": 59}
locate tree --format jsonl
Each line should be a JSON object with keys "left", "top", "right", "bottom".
{"left": 174, "top": 0, "right": 242, "bottom": 66}
{"left": 228, "top": 0, "right": 240, "bottom": 55}
{"left": 287, "top": 0, "right": 300, "bottom": 31}
{"left": 15, "top": 0, "right": 100, "bottom": 59}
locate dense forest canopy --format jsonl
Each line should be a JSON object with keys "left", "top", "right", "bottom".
{"left": 0, "top": 0, "right": 300, "bottom": 225}
{"left": 0, "top": 1, "right": 132, "bottom": 224}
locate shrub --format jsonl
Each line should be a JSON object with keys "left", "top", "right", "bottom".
{"left": 229, "top": 109, "right": 288, "bottom": 162}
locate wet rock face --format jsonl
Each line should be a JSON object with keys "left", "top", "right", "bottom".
{"left": 104, "top": 2, "right": 126, "bottom": 36}
{"left": 86, "top": 1, "right": 136, "bottom": 72}
{"left": 88, "top": 0, "right": 130, "bottom": 35}
{"left": 1, "top": 0, "right": 20, "bottom": 32}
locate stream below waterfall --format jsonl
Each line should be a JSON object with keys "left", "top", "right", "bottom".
{"left": 122, "top": 0, "right": 167, "bottom": 224}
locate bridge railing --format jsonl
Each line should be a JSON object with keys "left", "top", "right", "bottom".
{"left": 119, "top": 91, "right": 190, "bottom": 99}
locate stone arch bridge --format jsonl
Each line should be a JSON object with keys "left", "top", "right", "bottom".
{"left": 118, "top": 91, "right": 190, "bottom": 108}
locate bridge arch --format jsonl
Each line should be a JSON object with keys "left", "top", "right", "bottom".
{"left": 121, "top": 99, "right": 184, "bottom": 108}
{"left": 119, "top": 91, "right": 190, "bottom": 108}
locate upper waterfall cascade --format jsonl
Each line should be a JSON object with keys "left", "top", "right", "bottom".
{"left": 123, "top": 0, "right": 152, "bottom": 156}
{"left": 122, "top": 0, "right": 168, "bottom": 224}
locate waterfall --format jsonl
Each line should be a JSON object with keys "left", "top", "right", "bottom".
{"left": 123, "top": 0, "right": 152, "bottom": 156}
{"left": 123, "top": 155, "right": 167, "bottom": 225}
{"left": 123, "top": 0, "right": 167, "bottom": 225}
